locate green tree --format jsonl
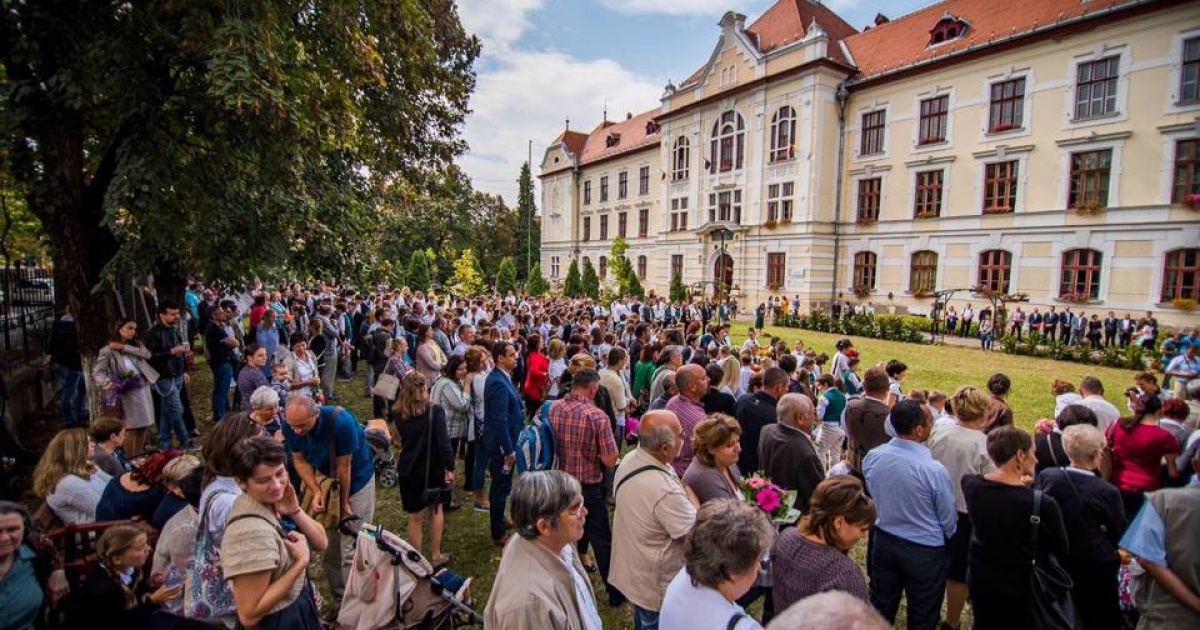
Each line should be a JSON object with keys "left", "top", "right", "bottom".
{"left": 0, "top": 0, "right": 480, "bottom": 354}
{"left": 495, "top": 257, "right": 517, "bottom": 295}
{"left": 515, "top": 161, "right": 539, "bottom": 281}
{"left": 622, "top": 256, "right": 645, "bottom": 299}
{"left": 581, "top": 257, "right": 600, "bottom": 300}
{"left": 670, "top": 272, "right": 688, "bottom": 303}
{"left": 405, "top": 250, "right": 432, "bottom": 292}
{"left": 564, "top": 259, "right": 582, "bottom": 297}
{"left": 609, "top": 237, "right": 629, "bottom": 294}
{"left": 449, "top": 248, "right": 485, "bottom": 296}
{"left": 526, "top": 262, "right": 549, "bottom": 297}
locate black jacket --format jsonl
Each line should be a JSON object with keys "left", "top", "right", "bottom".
{"left": 144, "top": 322, "right": 185, "bottom": 378}
{"left": 47, "top": 316, "right": 82, "bottom": 370}
{"left": 702, "top": 388, "right": 737, "bottom": 417}
{"left": 734, "top": 391, "right": 778, "bottom": 474}
{"left": 1035, "top": 468, "right": 1126, "bottom": 567}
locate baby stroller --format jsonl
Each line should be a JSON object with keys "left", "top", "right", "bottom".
{"left": 364, "top": 419, "right": 399, "bottom": 488}
{"left": 338, "top": 519, "right": 481, "bottom": 630}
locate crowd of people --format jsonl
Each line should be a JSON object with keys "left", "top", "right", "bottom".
{"left": 5, "top": 282, "right": 1199, "bottom": 630}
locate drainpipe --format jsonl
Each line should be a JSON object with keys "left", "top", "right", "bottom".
{"left": 830, "top": 81, "right": 850, "bottom": 310}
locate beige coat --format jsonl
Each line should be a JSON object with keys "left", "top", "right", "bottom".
{"left": 93, "top": 344, "right": 159, "bottom": 430}
{"left": 610, "top": 447, "right": 698, "bottom": 612}
{"left": 484, "top": 535, "right": 594, "bottom": 630}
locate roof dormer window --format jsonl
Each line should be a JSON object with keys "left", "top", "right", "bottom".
{"left": 929, "top": 15, "right": 969, "bottom": 46}
{"left": 645, "top": 120, "right": 660, "bottom": 135}
{"left": 605, "top": 133, "right": 621, "bottom": 148}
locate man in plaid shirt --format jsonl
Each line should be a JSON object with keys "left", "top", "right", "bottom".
{"left": 549, "top": 367, "right": 624, "bottom": 606}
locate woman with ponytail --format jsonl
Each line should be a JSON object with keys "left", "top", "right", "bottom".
{"left": 1109, "top": 382, "right": 1180, "bottom": 519}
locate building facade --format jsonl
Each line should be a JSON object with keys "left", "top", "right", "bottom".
{"left": 540, "top": 0, "right": 1200, "bottom": 326}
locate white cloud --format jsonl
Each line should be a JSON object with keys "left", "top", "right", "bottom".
{"left": 455, "top": 0, "right": 664, "bottom": 205}
{"left": 460, "top": 49, "right": 662, "bottom": 204}
{"left": 456, "top": 0, "right": 546, "bottom": 48}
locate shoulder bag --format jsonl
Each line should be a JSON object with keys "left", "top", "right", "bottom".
{"left": 183, "top": 490, "right": 238, "bottom": 620}
{"left": 372, "top": 360, "right": 401, "bottom": 401}
{"left": 1029, "top": 489, "right": 1076, "bottom": 630}
{"left": 300, "top": 406, "right": 344, "bottom": 530}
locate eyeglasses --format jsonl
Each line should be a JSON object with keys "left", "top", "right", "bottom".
{"left": 563, "top": 499, "right": 586, "bottom": 518}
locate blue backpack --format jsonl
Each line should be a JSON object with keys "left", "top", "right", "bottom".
{"left": 515, "top": 401, "right": 558, "bottom": 473}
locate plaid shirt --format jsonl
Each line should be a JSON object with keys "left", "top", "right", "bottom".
{"left": 666, "top": 394, "right": 707, "bottom": 478}
{"left": 549, "top": 393, "right": 618, "bottom": 484}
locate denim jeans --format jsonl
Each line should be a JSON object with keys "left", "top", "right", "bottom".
{"left": 210, "top": 362, "right": 234, "bottom": 421}
{"left": 154, "top": 376, "right": 190, "bottom": 449}
{"left": 487, "top": 455, "right": 513, "bottom": 540}
{"left": 53, "top": 364, "right": 87, "bottom": 426}
{"left": 633, "top": 605, "right": 660, "bottom": 630}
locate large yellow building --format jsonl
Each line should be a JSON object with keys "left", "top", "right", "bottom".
{"left": 540, "top": 0, "right": 1200, "bottom": 325}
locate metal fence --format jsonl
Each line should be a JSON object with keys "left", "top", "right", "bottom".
{"left": 0, "top": 262, "right": 55, "bottom": 366}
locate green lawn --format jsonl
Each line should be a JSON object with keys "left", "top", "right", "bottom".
{"left": 183, "top": 330, "right": 1140, "bottom": 629}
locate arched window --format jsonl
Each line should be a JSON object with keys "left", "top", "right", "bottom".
{"left": 1060, "top": 249, "right": 1103, "bottom": 299}
{"left": 909, "top": 251, "right": 938, "bottom": 293}
{"left": 1162, "top": 248, "right": 1199, "bottom": 302}
{"left": 709, "top": 110, "right": 745, "bottom": 173}
{"left": 853, "top": 252, "right": 877, "bottom": 291}
{"left": 769, "top": 106, "right": 797, "bottom": 163}
{"left": 599, "top": 256, "right": 608, "bottom": 280}
{"left": 977, "top": 249, "right": 1012, "bottom": 293}
{"left": 673, "top": 137, "right": 690, "bottom": 181}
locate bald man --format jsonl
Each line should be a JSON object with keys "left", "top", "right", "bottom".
{"left": 759, "top": 393, "right": 826, "bottom": 514}
{"left": 611, "top": 409, "right": 699, "bottom": 628}
{"left": 665, "top": 364, "right": 710, "bottom": 477}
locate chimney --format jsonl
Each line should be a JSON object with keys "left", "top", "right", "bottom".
{"left": 874, "top": 13, "right": 889, "bottom": 26}
{"left": 627, "top": 112, "right": 633, "bottom": 120}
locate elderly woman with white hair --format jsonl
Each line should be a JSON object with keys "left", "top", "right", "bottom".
{"left": 247, "top": 385, "right": 285, "bottom": 440}
{"left": 484, "top": 470, "right": 602, "bottom": 630}
{"left": 1035, "top": 424, "right": 1127, "bottom": 630}
{"left": 660, "top": 499, "right": 776, "bottom": 630}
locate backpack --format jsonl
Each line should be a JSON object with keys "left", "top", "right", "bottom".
{"left": 515, "top": 401, "right": 557, "bottom": 474}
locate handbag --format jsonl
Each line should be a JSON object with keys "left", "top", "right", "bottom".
{"left": 300, "top": 407, "right": 343, "bottom": 530}
{"left": 372, "top": 361, "right": 401, "bottom": 401}
{"left": 1028, "top": 489, "right": 1076, "bottom": 630}
{"left": 183, "top": 490, "right": 238, "bottom": 620}
{"left": 420, "top": 408, "right": 450, "bottom": 506}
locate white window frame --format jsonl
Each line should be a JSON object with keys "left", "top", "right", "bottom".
{"left": 1064, "top": 44, "right": 1130, "bottom": 130}
{"left": 1056, "top": 134, "right": 1127, "bottom": 210}
{"left": 1167, "top": 28, "right": 1200, "bottom": 114}
{"left": 980, "top": 67, "right": 1034, "bottom": 142}
{"left": 854, "top": 103, "right": 891, "bottom": 161}
{"left": 973, "top": 145, "right": 1033, "bottom": 215}
{"left": 912, "top": 86, "right": 956, "bottom": 153}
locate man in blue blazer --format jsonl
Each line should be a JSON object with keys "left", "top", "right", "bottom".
{"left": 484, "top": 340, "right": 524, "bottom": 544}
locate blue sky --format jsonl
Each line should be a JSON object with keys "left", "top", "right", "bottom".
{"left": 455, "top": 0, "right": 932, "bottom": 203}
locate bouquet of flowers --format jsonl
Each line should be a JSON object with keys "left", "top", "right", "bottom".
{"left": 102, "top": 371, "right": 144, "bottom": 410}
{"left": 740, "top": 472, "right": 801, "bottom": 525}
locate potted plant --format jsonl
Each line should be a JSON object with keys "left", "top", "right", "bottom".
{"left": 1072, "top": 200, "right": 1103, "bottom": 216}
{"left": 1183, "top": 194, "right": 1200, "bottom": 210}
{"left": 855, "top": 216, "right": 877, "bottom": 226}
{"left": 911, "top": 288, "right": 934, "bottom": 299}
{"left": 1171, "top": 297, "right": 1197, "bottom": 312}
{"left": 768, "top": 283, "right": 782, "bottom": 292}
{"left": 853, "top": 285, "right": 872, "bottom": 299}
{"left": 763, "top": 219, "right": 778, "bottom": 229}
{"left": 1059, "top": 292, "right": 1092, "bottom": 304}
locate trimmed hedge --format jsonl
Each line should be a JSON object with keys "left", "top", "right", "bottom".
{"left": 999, "top": 334, "right": 1149, "bottom": 370}
{"left": 774, "top": 311, "right": 926, "bottom": 344}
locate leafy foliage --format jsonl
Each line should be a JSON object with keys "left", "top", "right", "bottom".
{"left": 0, "top": 0, "right": 481, "bottom": 351}
{"left": 621, "top": 256, "right": 645, "bottom": 299}
{"left": 526, "top": 263, "right": 548, "bottom": 297}
{"left": 449, "top": 249, "right": 485, "bottom": 297}
{"left": 581, "top": 257, "right": 600, "bottom": 300}
{"left": 515, "top": 161, "right": 539, "bottom": 281}
{"left": 495, "top": 257, "right": 517, "bottom": 295}
{"left": 670, "top": 272, "right": 688, "bottom": 303}
{"left": 564, "top": 259, "right": 582, "bottom": 298}
{"left": 775, "top": 311, "right": 926, "bottom": 344}
{"left": 405, "top": 250, "right": 432, "bottom": 292}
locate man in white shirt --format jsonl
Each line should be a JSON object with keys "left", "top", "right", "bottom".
{"left": 1079, "top": 376, "right": 1121, "bottom": 433}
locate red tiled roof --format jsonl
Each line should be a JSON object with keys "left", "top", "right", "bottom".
{"left": 679, "top": 0, "right": 858, "bottom": 88}
{"left": 578, "top": 109, "right": 662, "bottom": 166}
{"left": 843, "top": 0, "right": 1144, "bottom": 79}
{"left": 556, "top": 130, "right": 589, "bottom": 157}
{"left": 747, "top": 0, "right": 858, "bottom": 59}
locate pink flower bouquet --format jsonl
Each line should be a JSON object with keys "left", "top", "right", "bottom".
{"left": 740, "top": 472, "right": 801, "bottom": 525}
